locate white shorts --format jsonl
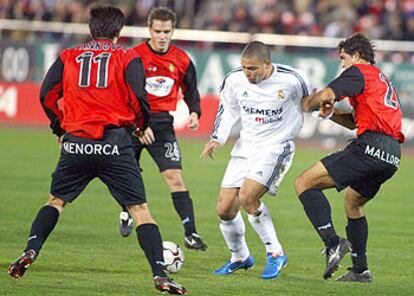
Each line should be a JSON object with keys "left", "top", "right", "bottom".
{"left": 221, "top": 141, "right": 295, "bottom": 196}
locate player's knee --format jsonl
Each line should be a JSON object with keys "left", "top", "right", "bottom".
{"left": 163, "top": 170, "right": 186, "bottom": 190}
{"left": 216, "top": 203, "right": 237, "bottom": 220}
{"left": 344, "top": 195, "right": 364, "bottom": 213}
{"left": 46, "top": 195, "right": 66, "bottom": 213}
{"left": 295, "top": 175, "right": 307, "bottom": 196}
{"left": 128, "top": 203, "right": 156, "bottom": 225}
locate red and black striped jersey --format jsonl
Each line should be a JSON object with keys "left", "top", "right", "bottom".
{"left": 329, "top": 64, "right": 404, "bottom": 143}
{"left": 40, "top": 39, "right": 149, "bottom": 139}
{"left": 132, "top": 41, "right": 200, "bottom": 121}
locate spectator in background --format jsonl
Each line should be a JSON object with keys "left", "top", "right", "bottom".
{"left": 384, "top": 11, "right": 403, "bottom": 40}
{"left": 324, "top": 1, "right": 356, "bottom": 38}
{"left": 2, "top": 0, "right": 414, "bottom": 44}
{"left": 403, "top": 15, "right": 414, "bottom": 40}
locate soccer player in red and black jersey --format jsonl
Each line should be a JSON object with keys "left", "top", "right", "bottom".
{"left": 296, "top": 33, "right": 404, "bottom": 283}
{"left": 8, "top": 6, "right": 186, "bottom": 295}
{"left": 117, "top": 7, "right": 207, "bottom": 251}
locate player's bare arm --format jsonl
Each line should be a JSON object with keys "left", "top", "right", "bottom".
{"left": 330, "top": 110, "right": 356, "bottom": 130}
{"left": 317, "top": 99, "right": 356, "bottom": 129}
{"left": 187, "top": 112, "right": 199, "bottom": 130}
{"left": 301, "top": 87, "right": 335, "bottom": 112}
{"left": 200, "top": 140, "right": 221, "bottom": 160}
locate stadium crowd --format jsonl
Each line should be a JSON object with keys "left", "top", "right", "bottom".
{"left": 2, "top": 0, "right": 414, "bottom": 41}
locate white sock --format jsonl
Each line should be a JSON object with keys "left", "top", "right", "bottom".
{"left": 220, "top": 211, "right": 250, "bottom": 262}
{"left": 248, "top": 202, "right": 283, "bottom": 254}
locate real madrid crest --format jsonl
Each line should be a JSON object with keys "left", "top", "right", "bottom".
{"left": 277, "top": 89, "right": 285, "bottom": 100}
{"left": 169, "top": 63, "right": 175, "bottom": 72}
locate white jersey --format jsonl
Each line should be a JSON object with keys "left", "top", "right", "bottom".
{"left": 211, "top": 63, "right": 312, "bottom": 155}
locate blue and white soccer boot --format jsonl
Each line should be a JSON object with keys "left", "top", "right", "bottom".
{"left": 262, "top": 253, "right": 288, "bottom": 279}
{"left": 213, "top": 255, "right": 255, "bottom": 275}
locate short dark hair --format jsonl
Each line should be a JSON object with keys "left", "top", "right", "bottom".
{"left": 147, "top": 7, "right": 176, "bottom": 28}
{"left": 338, "top": 33, "right": 376, "bottom": 64}
{"left": 89, "top": 5, "right": 125, "bottom": 40}
{"left": 241, "top": 41, "right": 271, "bottom": 62}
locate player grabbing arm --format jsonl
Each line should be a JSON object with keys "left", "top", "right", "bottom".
{"left": 295, "top": 33, "right": 404, "bottom": 283}
{"left": 8, "top": 6, "right": 186, "bottom": 294}
{"left": 201, "top": 41, "right": 312, "bottom": 280}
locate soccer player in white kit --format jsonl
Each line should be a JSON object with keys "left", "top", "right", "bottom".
{"left": 201, "top": 41, "right": 312, "bottom": 279}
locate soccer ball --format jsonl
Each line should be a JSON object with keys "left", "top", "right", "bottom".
{"left": 163, "top": 241, "right": 185, "bottom": 273}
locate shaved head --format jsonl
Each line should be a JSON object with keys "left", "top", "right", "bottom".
{"left": 241, "top": 41, "right": 271, "bottom": 63}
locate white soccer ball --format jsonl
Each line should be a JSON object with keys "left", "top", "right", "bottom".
{"left": 162, "top": 241, "right": 185, "bottom": 274}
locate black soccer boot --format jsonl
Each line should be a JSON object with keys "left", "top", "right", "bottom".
{"left": 184, "top": 233, "right": 207, "bottom": 251}
{"left": 323, "top": 237, "right": 352, "bottom": 279}
{"left": 8, "top": 250, "right": 37, "bottom": 280}
{"left": 154, "top": 276, "right": 188, "bottom": 295}
{"left": 119, "top": 211, "right": 133, "bottom": 237}
{"left": 336, "top": 268, "right": 373, "bottom": 283}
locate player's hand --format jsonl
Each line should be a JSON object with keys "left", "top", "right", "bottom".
{"left": 200, "top": 140, "right": 221, "bottom": 160}
{"left": 135, "top": 127, "right": 155, "bottom": 145}
{"left": 301, "top": 88, "right": 318, "bottom": 112}
{"left": 319, "top": 101, "right": 334, "bottom": 118}
{"left": 57, "top": 135, "right": 63, "bottom": 149}
{"left": 187, "top": 112, "right": 199, "bottom": 131}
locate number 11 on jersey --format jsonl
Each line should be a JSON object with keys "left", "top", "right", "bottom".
{"left": 76, "top": 52, "right": 111, "bottom": 88}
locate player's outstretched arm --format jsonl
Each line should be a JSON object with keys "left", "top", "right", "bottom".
{"left": 301, "top": 88, "right": 335, "bottom": 112}
{"left": 200, "top": 140, "right": 221, "bottom": 160}
{"left": 330, "top": 111, "right": 356, "bottom": 130}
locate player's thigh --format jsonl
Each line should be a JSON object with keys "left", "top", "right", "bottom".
{"left": 99, "top": 157, "right": 146, "bottom": 206}
{"left": 51, "top": 134, "right": 97, "bottom": 203}
{"left": 247, "top": 141, "right": 295, "bottom": 196}
{"left": 97, "top": 129, "right": 147, "bottom": 206}
{"left": 147, "top": 123, "right": 182, "bottom": 172}
{"left": 239, "top": 178, "right": 267, "bottom": 205}
{"left": 295, "top": 160, "right": 336, "bottom": 195}
{"left": 321, "top": 134, "right": 400, "bottom": 198}
{"left": 221, "top": 156, "right": 248, "bottom": 189}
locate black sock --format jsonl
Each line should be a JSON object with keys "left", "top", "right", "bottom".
{"left": 299, "top": 189, "right": 338, "bottom": 248}
{"left": 25, "top": 205, "right": 60, "bottom": 255}
{"left": 346, "top": 216, "right": 368, "bottom": 273}
{"left": 171, "top": 191, "right": 196, "bottom": 236}
{"left": 136, "top": 223, "right": 167, "bottom": 278}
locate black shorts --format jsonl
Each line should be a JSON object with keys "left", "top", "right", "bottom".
{"left": 131, "top": 121, "right": 182, "bottom": 172}
{"left": 321, "top": 131, "right": 401, "bottom": 199}
{"left": 51, "top": 127, "right": 146, "bottom": 205}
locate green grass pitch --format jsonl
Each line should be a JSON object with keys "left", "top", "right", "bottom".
{"left": 0, "top": 127, "right": 413, "bottom": 295}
